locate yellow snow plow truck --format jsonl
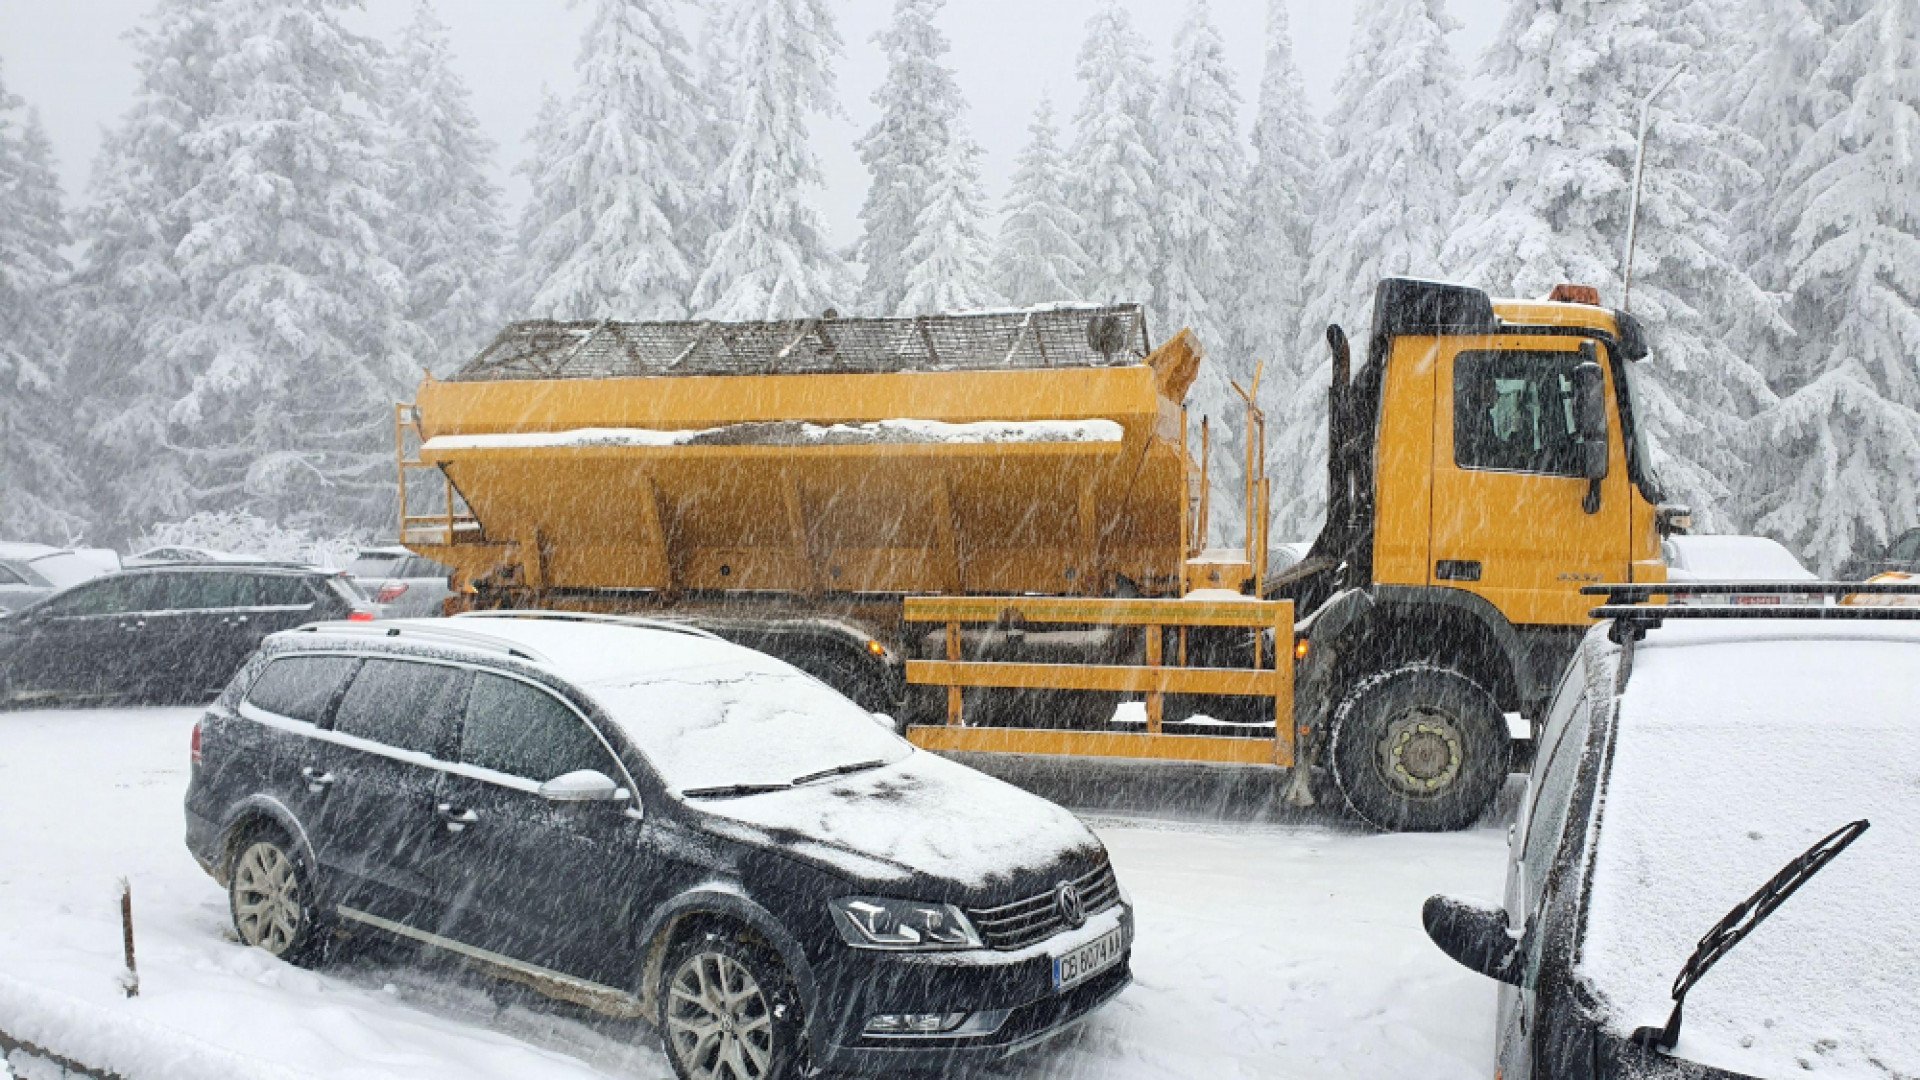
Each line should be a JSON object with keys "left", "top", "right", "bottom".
{"left": 395, "top": 278, "right": 1679, "bottom": 831}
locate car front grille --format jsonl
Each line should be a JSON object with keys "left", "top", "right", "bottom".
{"left": 966, "top": 862, "right": 1122, "bottom": 951}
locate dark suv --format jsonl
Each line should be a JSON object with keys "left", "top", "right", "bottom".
{"left": 0, "top": 563, "right": 375, "bottom": 705}
{"left": 184, "top": 612, "right": 1131, "bottom": 1079}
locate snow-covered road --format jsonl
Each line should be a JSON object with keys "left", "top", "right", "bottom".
{"left": 0, "top": 706, "right": 1505, "bottom": 1079}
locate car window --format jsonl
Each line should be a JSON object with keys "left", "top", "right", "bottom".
{"left": 157, "top": 572, "right": 246, "bottom": 610}
{"left": 460, "top": 673, "right": 615, "bottom": 782}
{"left": 245, "top": 655, "right": 360, "bottom": 723}
{"left": 0, "top": 564, "right": 24, "bottom": 586}
{"left": 332, "top": 659, "right": 466, "bottom": 756}
{"left": 39, "top": 576, "right": 161, "bottom": 617}
{"left": 1520, "top": 692, "right": 1594, "bottom": 907}
{"left": 1890, "top": 530, "right": 1920, "bottom": 562}
{"left": 249, "top": 575, "right": 317, "bottom": 607}
{"left": 1454, "top": 350, "right": 1590, "bottom": 477}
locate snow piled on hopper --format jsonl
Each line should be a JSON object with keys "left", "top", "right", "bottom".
{"left": 420, "top": 418, "right": 1123, "bottom": 452}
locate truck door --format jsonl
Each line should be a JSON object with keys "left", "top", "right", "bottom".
{"left": 1429, "top": 341, "right": 1631, "bottom": 627}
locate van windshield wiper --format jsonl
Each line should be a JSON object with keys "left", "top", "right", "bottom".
{"left": 790, "top": 759, "right": 890, "bottom": 786}
{"left": 679, "top": 782, "right": 792, "bottom": 800}
{"left": 1633, "top": 818, "right": 1870, "bottom": 1052}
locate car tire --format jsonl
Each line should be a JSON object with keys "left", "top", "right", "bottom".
{"left": 660, "top": 929, "right": 802, "bottom": 1080}
{"left": 227, "top": 827, "right": 328, "bottom": 966}
{"left": 1329, "top": 664, "right": 1509, "bottom": 833}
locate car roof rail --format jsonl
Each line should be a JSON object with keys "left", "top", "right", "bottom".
{"left": 1583, "top": 580, "right": 1920, "bottom": 642}
{"left": 451, "top": 609, "right": 723, "bottom": 641}
{"left": 284, "top": 621, "right": 553, "bottom": 663}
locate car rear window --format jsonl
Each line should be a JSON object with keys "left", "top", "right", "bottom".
{"left": 245, "top": 655, "right": 360, "bottom": 722}
{"left": 250, "top": 575, "right": 318, "bottom": 607}
{"left": 459, "top": 674, "right": 612, "bottom": 782}
{"left": 349, "top": 553, "right": 406, "bottom": 577}
{"left": 332, "top": 659, "right": 465, "bottom": 756}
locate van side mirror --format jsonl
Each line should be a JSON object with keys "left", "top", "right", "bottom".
{"left": 1422, "top": 894, "right": 1524, "bottom": 986}
{"left": 538, "top": 769, "right": 627, "bottom": 803}
{"left": 1573, "top": 351, "right": 1610, "bottom": 513}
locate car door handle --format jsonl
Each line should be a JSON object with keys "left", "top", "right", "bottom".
{"left": 300, "top": 766, "right": 336, "bottom": 793}
{"left": 436, "top": 803, "right": 479, "bottom": 833}
{"left": 120, "top": 620, "right": 146, "bottom": 631}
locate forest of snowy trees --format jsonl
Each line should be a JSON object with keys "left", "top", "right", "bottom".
{"left": 0, "top": 0, "right": 1915, "bottom": 574}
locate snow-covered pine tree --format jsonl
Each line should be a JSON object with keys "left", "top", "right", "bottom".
{"left": 856, "top": 0, "right": 980, "bottom": 315}
{"left": 1745, "top": 0, "right": 1920, "bottom": 572}
{"left": 505, "top": 87, "right": 568, "bottom": 315}
{"left": 1065, "top": 0, "right": 1159, "bottom": 312}
{"left": 992, "top": 97, "right": 1088, "bottom": 306}
{"left": 165, "top": 0, "right": 413, "bottom": 532}
{"left": 897, "top": 136, "right": 1001, "bottom": 314}
{"left": 691, "top": 0, "right": 852, "bottom": 321}
{"left": 1236, "top": 0, "right": 1324, "bottom": 480}
{"left": 1153, "top": 0, "right": 1250, "bottom": 546}
{"left": 63, "top": 0, "right": 224, "bottom": 541}
{"left": 1444, "top": 0, "right": 1776, "bottom": 531}
{"left": 0, "top": 64, "right": 82, "bottom": 540}
{"left": 385, "top": 2, "right": 506, "bottom": 373}
{"left": 1272, "top": 0, "right": 1465, "bottom": 538}
{"left": 519, "top": 0, "right": 703, "bottom": 321}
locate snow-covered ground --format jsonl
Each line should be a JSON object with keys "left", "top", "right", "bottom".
{"left": 0, "top": 706, "right": 1505, "bottom": 1079}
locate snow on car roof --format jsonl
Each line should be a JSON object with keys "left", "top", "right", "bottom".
{"left": 1578, "top": 621, "right": 1920, "bottom": 1077}
{"left": 1662, "top": 534, "right": 1814, "bottom": 580}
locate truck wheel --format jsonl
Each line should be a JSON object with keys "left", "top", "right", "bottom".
{"left": 1329, "top": 664, "right": 1508, "bottom": 832}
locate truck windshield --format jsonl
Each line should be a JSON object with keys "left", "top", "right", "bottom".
{"left": 1619, "top": 360, "right": 1663, "bottom": 501}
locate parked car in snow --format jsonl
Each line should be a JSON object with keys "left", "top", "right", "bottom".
{"left": 185, "top": 612, "right": 1132, "bottom": 1080}
{"left": 0, "top": 542, "right": 118, "bottom": 611}
{"left": 0, "top": 563, "right": 376, "bottom": 706}
{"left": 348, "top": 545, "right": 454, "bottom": 617}
{"left": 1838, "top": 525, "right": 1920, "bottom": 581}
{"left": 1660, "top": 534, "right": 1815, "bottom": 605}
{"left": 1423, "top": 582, "right": 1920, "bottom": 1079}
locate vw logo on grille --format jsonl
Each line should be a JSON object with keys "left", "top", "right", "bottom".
{"left": 1054, "top": 881, "right": 1086, "bottom": 928}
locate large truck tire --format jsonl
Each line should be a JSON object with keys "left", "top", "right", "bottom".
{"left": 1328, "top": 664, "right": 1509, "bottom": 833}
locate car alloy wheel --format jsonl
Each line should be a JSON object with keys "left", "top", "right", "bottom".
{"left": 231, "top": 840, "right": 306, "bottom": 957}
{"left": 666, "top": 950, "right": 776, "bottom": 1080}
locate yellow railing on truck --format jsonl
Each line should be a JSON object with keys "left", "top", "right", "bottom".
{"left": 903, "top": 596, "right": 1296, "bottom": 767}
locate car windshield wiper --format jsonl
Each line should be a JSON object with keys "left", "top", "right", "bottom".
{"left": 1633, "top": 818, "right": 1870, "bottom": 1052}
{"left": 790, "top": 759, "right": 891, "bottom": 787}
{"left": 678, "top": 782, "right": 792, "bottom": 800}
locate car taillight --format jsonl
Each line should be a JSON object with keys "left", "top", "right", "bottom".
{"left": 191, "top": 721, "right": 203, "bottom": 766}
{"left": 348, "top": 609, "right": 377, "bottom": 622}
{"left": 375, "top": 582, "right": 409, "bottom": 604}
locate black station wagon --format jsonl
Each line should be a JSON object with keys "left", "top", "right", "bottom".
{"left": 185, "top": 612, "right": 1132, "bottom": 1079}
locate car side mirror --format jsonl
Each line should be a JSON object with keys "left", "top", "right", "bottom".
{"left": 1422, "top": 894, "right": 1524, "bottom": 986}
{"left": 538, "top": 769, "right": 627, "bottom": 803}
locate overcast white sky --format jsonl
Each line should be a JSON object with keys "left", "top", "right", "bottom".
{"left": 0, "top": 0, "right": 1506, "bottom": 247}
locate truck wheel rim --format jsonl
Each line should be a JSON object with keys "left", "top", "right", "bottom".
{"left": 232, "top": 842, "right": 302, "bottom": 955}
{"left": 667, "top": 951, "right": 773, "bottom": 1080}
{"left": 1378, "top": 707, "right": 1464, "bottom": 797}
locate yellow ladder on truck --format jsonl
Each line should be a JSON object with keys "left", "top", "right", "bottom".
{"left": 394, "top": 403, "right": 479, "bottom": 547}
{"left": 904, "top": 596, "right": 1297, "bottom": 767}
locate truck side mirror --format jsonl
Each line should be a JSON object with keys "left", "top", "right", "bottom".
{"left": 1573, "top": 351, "right": 1609, "bottom": 513}
{"left": 1423, "top": 894, "right": 1524, "bottom": 986}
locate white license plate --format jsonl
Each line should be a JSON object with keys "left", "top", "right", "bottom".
{"left": 1051, "top": 926, "right": 1125, "bottom": 991}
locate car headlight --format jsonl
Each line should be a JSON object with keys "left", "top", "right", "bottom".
{"left": 830, "top": 896, "right": 982, "bottom": 951}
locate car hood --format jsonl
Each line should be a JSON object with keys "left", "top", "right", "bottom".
{"left": 686, "top": 750, "right": 1104, "bottom": 901}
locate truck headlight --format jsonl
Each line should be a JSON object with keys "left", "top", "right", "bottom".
{"left": 830, "top": 897, "right": 982, "bottom": 950}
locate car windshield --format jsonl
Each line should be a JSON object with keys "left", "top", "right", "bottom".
{"left": 579, "top": 654, "right": 910, "bottom": 795}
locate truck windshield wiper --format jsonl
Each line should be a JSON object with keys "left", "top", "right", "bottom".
{"left": 1633, "top": 818, "right": 1870, "bottom": 1052}
{"left": 679, "top": 782, "right": 792, "bottom": 800}
{"left": 790, "top": 759, "right": 890, "bottom": 786}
